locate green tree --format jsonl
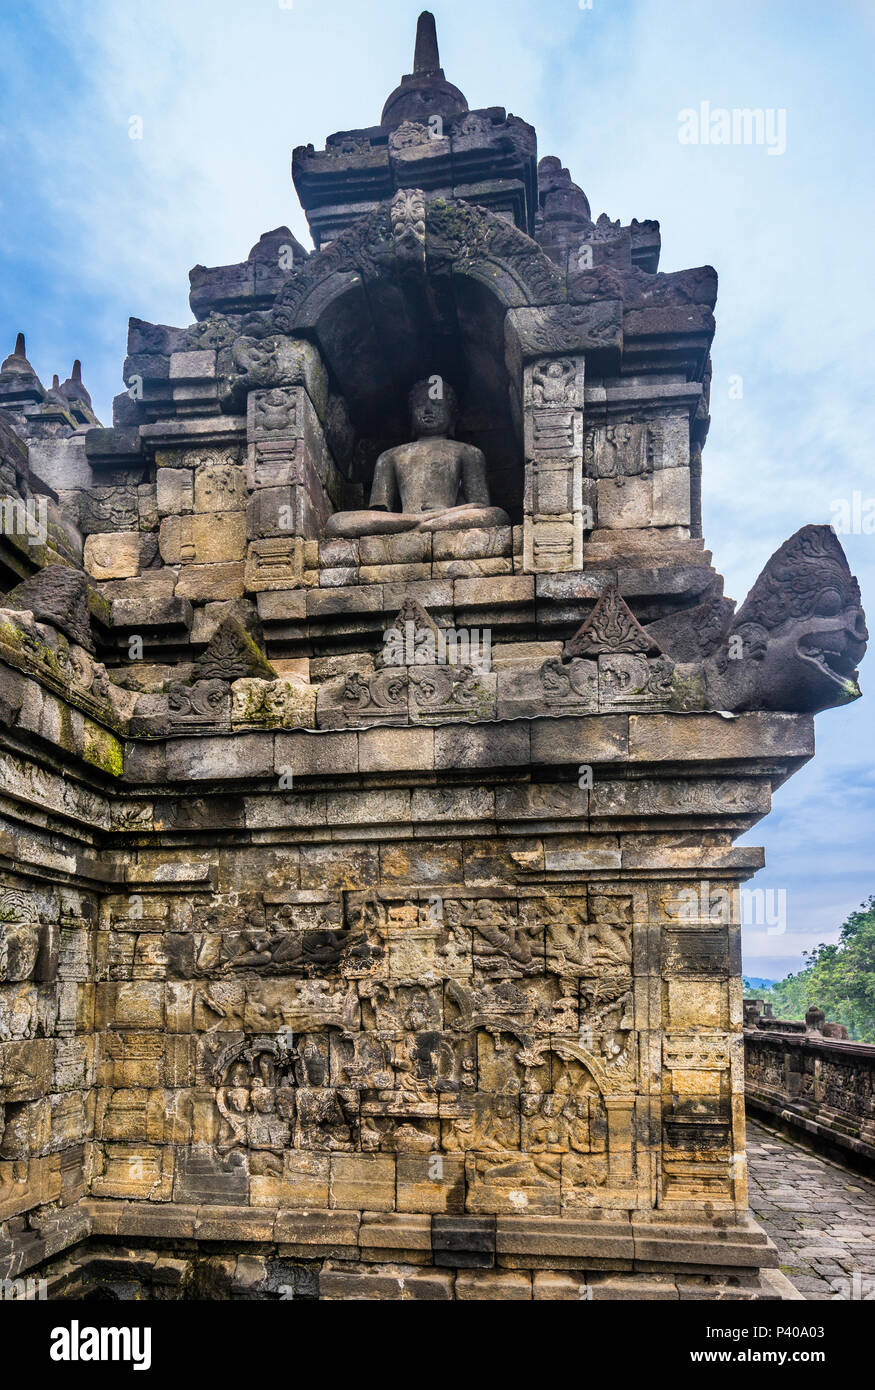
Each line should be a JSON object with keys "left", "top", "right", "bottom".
{"left": 756, "top": 896, "right": 875, "bottom": 1042}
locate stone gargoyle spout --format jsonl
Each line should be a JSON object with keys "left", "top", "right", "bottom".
{"left": 704, "top": 525, "right": 868, "bottom": 714}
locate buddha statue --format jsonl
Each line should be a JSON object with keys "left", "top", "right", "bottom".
{"left": 325, "top": 379, "right": 510, "bottom": 538}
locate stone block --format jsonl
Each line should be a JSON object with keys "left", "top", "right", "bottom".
{"left": 156, "top": 468, "right": 193, "bottom": 516}
{"left": 454, "top": 575, "right": 534, "bottom": 608}
{"left": 307, "top": 586, "right": 384, "bottom": 618}
{"left": 246, "top": 487, "right": 296, "bottom": 538}
{"left": 432, "top": 557, "right": 513, "bottom": 578}
{"left": 256, "top": 589, "right": 308, "bottom": 623}
{"left": 166, "top": 734, "right": 275, "bottom": 781}
{"left": 169, "top": 349, "right": 216, "bottom": 379}
{"left": 319, "top": 567, "right": 360, "bottom": 587}
{"left": 175, "top": 563, "right": 245, "bottom": 600}
{"left": 628, "top": 712, "right": 815, "bottom": 763}
{"left": 529, "top": 716, "right": 629, "bottom": 764}
{"left": 319, "top": 539, "right": 359, "bottom": 570}
{"left": 359, "top": 563, "right": 432, "bottom": 585}
{"left": 490, "top": 641, "right": 563, "bottom": 669}
{"left": 245, "top": 539, "right": 316, "bottom": 592}
{"left": 455, "top": 1269, "right": 532, "bottom": 1300}
{"left": 358, "top": 726, "right": 434, "bottom": 773}
{"left": 433, "top": 1214, "right": 496, "bottom": 1267}
{"left": 666, "top": 979, "right": 726, "bottom": 1028}
{"left": 159, "top": 513, "right": 246, "bottom": 565}
{"left": 231, "top": 677, "right": 316, "bottom": 729}
{"left": 359, "top": 1212, "right": 432, "bottom": 1260}
{"left": 329, "top": 1153, "right": 396, "bottom": 1211}
{"left": 396, "top": 1154, "right": 466, "bottom": 1214}
{"left": 596, "top": 476, "right": 652, "bottom": 529}
{"left": 434, "top": 723, "right": 530, "bottom": 770}
{"left": 432, "top": 527, "right": 512, "bottom": 561}
{"left": 0, "top": 922, "right": 39, "bottom": 982}
{"left": 275, "top": 729, "right": 358, "bottom": 777}
{"left": 410, "top": 786, "right": 495, "bottom": 824}
{"left": 274, "top": 1208, "right": 360, "bottom": 1253}
{"left": 359, "top": 533, "right": 432, "bottom": 567}
{"left": 194, "top": 462, "right": 247, "bottom": 514}
{"left": 83, "top": 532, "right": 153, "bottom": 580}
{"left": 533, "top": 1271, "right": 586, "bottom": 1300}
{"left": 652, "top": 467, "right": 690, "bottom": 527}
{"left": 319, "top": 1264, "right": 454, "bottom": 1300}
{"left": 251, "top": 1152, "right": 330, "bottom": 1208}
{"left": 112, "top": 595, "right": 192, "bottom": 633}
{"left": 0, "top": 1039, "right": 54, "bottom": 1102}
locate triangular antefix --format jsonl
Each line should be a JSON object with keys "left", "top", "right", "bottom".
{"left": 563, "top": 584, "right": 662, "bottom": 660}
{"left": 192, "top": 615, "right": 276, "bottom": 682}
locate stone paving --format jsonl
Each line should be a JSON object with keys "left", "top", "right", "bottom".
{"left": 747, "top": 1117, "right": 875, "bottom": 1299}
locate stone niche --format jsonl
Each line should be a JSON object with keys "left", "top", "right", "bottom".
{"left": 0, "top": 12, "right": 866, "bottom": 1301}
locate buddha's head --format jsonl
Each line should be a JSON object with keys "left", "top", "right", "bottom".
{"left": 409, "top": 377, "right": 458, "bottom": 438}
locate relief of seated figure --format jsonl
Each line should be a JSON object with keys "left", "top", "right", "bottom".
{"left": 325, "top": 379, "right": 511, "bottom": 538}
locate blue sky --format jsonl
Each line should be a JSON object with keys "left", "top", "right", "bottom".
{"left": 1, "top": 0, "right": 873, "bottom": 978}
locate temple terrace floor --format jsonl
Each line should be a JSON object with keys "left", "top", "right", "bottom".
{"left": 746, "top": 1119, "right": 875, "bottom": 1299}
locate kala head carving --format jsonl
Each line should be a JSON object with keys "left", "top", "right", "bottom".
{"left": 705, "top": 525, "right": 868, "bottom": 713}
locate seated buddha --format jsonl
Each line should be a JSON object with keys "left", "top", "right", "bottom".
{"left": 325, "top": 379, "right": 510, "bottom": 538}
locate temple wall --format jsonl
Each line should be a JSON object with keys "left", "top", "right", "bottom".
{"left": 0, "top": 765, "right": 104, "bottom": 1271}
{"left": 0, "top": 689, "right": 813, "bottom": 1294}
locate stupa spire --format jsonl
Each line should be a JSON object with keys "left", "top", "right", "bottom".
{"left": 413, "top": 11, "right": 441, "bottom": 74}
{"left": 380, "top": 10, "right": 468, "bottom": 128}
{"left": 1, "top": 332, "right": 37, "bottom": 377}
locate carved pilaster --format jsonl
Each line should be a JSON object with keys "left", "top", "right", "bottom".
{"left": 522, "top": 356, "right": 587, "bottom": 573}
{"left": 245, "top": 340, "right": 338, "bottom": 549}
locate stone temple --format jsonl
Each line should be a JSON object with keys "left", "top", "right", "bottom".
{"left": 0, "top": 13, "right": 867, "bottom": 1300}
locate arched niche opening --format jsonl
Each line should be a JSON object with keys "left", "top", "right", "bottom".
{"left": 308, "top": 268, "right": 524, "bottom": 524}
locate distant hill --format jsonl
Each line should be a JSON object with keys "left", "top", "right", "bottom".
{"left": 743, "top": 976, "right": 777, "bottom": 991}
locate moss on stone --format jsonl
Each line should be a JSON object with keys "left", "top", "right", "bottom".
{"left": 82, "top": 718, "right": 124, "bottom": 777}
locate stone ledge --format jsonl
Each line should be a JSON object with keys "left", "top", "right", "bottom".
{"left": 73, "top": 1199, "right": 780, "bottom": 1269}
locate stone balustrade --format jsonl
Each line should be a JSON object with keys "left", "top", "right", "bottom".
{"left": 744, "top": 1002, "right": 875, "bottom": 1172}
